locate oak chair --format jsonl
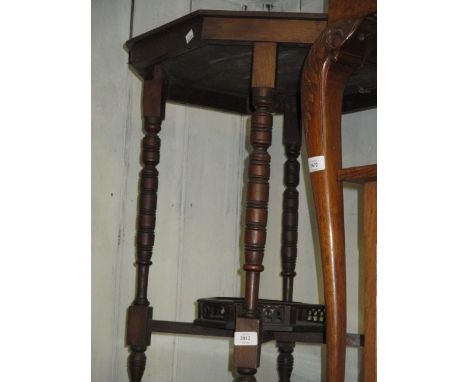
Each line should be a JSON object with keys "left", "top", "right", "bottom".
{"left": 301, "top": 1, "right": 377, "bottom": 381}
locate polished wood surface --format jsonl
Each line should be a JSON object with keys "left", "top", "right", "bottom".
{"left": 241, "top": 46, "right": 276, "bottom": 316}
{"left": 338, "top": 164, "right": 377, "bottom": 183}
{"left": 328, "top": 0, "right": 377, "bottom": 23}
{"left": 126, "top": 66, "right": 166, "bottom": 382}
{"left": 251, "top": 42, "right": 277, "bottom": 88}
{"left": 301, "top": 21, "right": 355, "bottom": 382}
{"left": 234, "top": 317, "right": 262, "bottom": 371}
{"left": 301, "top": 14, "right": 376, "bottom": 382}
{"left": 363, "top": 181, "right": 377, "bottom": 382}
{"left": 202, "top": 16, "right": 326, "bottom": 43}
{"left": 235, "top": 43, "right": 277, "bottom": 377}
{"left": 125, "top": 10, "right": 376, "bottom": 114}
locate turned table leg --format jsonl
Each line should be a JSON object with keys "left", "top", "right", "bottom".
{"left": 126, "top": 66, "right": 166, "bottom": 382}
{"left": 234, "top": 42, "right": 277, "bottom": 378}
{"left": 301, "top": 19, "right": 370, "bottom": 382}
{"left": 277, "top": 98, "right": 301, "bottom": 382}
{"left": 277, "top": 341, "right": 295, "bottom": 382}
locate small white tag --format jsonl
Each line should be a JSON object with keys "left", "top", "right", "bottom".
{"left": 185, "top": 29, "right": 194, "bottom": 44}
{"left": 234, "top": 332, "right": 258, "bottom": 346}
{"left": 308, "top": 155, "right": 326, "bottom": 173}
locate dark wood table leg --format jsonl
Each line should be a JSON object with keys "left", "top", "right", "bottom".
{"left": 301, "top": 19, "right": 373, "bottom": 382}
{"left": 234, "top": 42, "right": 277, "bottom": 378}
{"left": 277, "top": 341, "right": 295, "bottom": 382}
{"left": 277, "top": 98, "right": 301, "bottom": 382}
{"left": 126, "top": 66, "right": 166, "bottom": 382}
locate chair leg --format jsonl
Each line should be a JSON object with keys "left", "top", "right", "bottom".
{"left": 362, "top": 181, "right": 377, "bottom": 382}
{"left": 301, "top": 19, "right": 365, "bottom": 382}
{"left": 126, "top": 66, "right": 166, "bottom": 382}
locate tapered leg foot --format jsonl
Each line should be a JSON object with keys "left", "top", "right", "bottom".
{"left": 235, "top": 376, "right": 257, "bottom": 382}
{"left": 277, "top": 341, "right": 295, "bottom": 381}
{"left": 128, "top": 350, "right": 146, "bottom": 382}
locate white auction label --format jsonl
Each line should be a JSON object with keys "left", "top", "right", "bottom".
{"left": 185, "top": 29, "right": 194, "bottom": 44}
{"left": 234, "top": 332, "right": 258, "bottom": 346}
{"left": 308, "top": 155, "right": 326, "bottom": 173}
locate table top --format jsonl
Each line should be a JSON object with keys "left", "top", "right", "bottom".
{"left": 125, "top": 10, "right": 376, "bottom": 114}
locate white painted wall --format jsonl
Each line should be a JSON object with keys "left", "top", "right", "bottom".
{"left": 92, "top": 0, "right": 376, "bottom": 381}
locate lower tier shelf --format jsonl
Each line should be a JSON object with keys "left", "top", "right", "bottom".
{"left": 147, "top": 297, "right": 363, "bottom": 347}
{"left": 195, "top": 297, "right": 325, "bottom": 332}
{"left": 150, "top": 320, "right": 363, "bottom": 347}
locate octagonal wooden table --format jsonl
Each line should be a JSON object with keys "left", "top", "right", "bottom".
{"left": 124, "top": 9, "right": 376, "bottom": 382}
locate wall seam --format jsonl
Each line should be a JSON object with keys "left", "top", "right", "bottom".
{"left": 171, "top": 105, "right": 191, "bottom": 381}
{"left": 110, "top": 63, "right": 134, "bottom": 382}
{"left": 171, "top": 2, "right": 193, "bottom": 379}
